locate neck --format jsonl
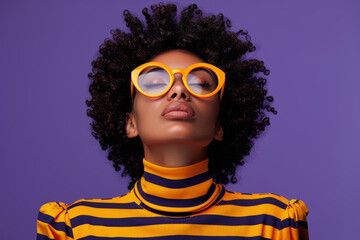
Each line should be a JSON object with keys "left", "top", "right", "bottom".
{"left": 142, "top": 143, "right": 208, "bottom": 167}
{"left": 133, "top": 158, "right": 225, "bottom": 216}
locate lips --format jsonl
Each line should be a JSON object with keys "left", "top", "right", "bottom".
{"left": 161, "top": 102, "right": 195, "bottom": 120}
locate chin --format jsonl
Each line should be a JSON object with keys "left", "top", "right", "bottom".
{"left": 163, "top": 126, "right": 202, "bottom": 138}
{"left": 140, "top": 124, "right": 215, "bottom": 145}
{"left": 152, "top": 131, "right": 213, "bottom": 146}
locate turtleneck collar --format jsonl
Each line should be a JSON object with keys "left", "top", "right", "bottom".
{"left": 133, "top": 158, "right": 225, "bottom": 217}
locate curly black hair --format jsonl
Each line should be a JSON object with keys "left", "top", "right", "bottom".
{"left": 86, "top": 3, "right": 277, "bottom": 190}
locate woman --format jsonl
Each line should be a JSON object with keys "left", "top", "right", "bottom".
{"left": 37, "top": 3, "right": 309, "bottom": 240}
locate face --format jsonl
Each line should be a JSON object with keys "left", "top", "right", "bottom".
{"left": 126, "top": 49, "right": 223, "bottom": 147}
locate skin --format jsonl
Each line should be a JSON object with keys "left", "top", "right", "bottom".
{"left": 126, "top": 49, "right": 223, "bottom": 167}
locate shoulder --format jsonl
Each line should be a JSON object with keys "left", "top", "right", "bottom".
{"left": 220, "top": 189, "right": 309, "bottom": 238}
{"left": 38, "top": 191, "right": 139, "bottom": 222}
{"left": 37, "top": 193, "right": 136, "bottom": 239}
{"left": 221, "top": 189, "right": 309, "bottom": 220}
{"left": 37, "top": 201, "right": 75, "bottom": 240}
{"left": 39, "top": 192, "right": 136, "bottom": 215}
{"left": 222, "top": 189, "right": 290, "bottom": 209}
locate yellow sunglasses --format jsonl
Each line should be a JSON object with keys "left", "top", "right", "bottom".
{"left": 131, "top": 62, "right": 225, "bottom": 101}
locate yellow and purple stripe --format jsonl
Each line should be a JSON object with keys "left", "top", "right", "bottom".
{"left": 36, "top": 158, "right": 309, "bottom": 240}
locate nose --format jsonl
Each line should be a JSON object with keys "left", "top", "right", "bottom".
{"left": 166, "top": 73, "right": 190, "bottom": 101}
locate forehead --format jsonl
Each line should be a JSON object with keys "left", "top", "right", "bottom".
{"left": 150, "top": 49, "right": 204, "bottom": 69}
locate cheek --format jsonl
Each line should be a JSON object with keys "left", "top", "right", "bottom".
{"left": 199, "top": 98, "right": 220, "bottom": 120}
{"left": 195, "top": 99, "right": 220, "bottom": 131}
{"left": 132, "top": 96, "right": 161, "bottom": 132}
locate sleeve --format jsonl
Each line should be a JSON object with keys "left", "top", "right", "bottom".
{"left": 278, "top": 199, "right": 309, "bottom": 240}
{"left": 36, "top": 202, "right": 74, "bottom": 240}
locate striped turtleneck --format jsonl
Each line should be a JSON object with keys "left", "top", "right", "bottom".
{"left": 133, "top": 158, "right": 225, "bottom": 217}
{"left": 37, "top": 158, "right": 310, "bottom": 239}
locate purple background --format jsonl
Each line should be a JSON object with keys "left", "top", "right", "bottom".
{"left": 1, "top": 0, "right": 359, "bottom": 239}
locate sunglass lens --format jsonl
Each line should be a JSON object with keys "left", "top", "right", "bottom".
{"left": 187, "top": 68, "right": 218, "bottom": 95}
{"left": 138, "top": 67, "right": 170, "bottom": 95}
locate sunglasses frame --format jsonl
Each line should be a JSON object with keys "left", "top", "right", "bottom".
{"left": 131, "top": 62, "right": 225, "bottom": 101}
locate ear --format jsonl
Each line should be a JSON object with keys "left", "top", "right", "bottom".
{"left": 213, "top": 121, "right": 223, "bottom": 141}
{"left": 126, "top": 112, "right": 138, "bottom": 138}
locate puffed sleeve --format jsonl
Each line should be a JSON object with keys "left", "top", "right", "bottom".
{"left": 37, "top": 202, "right": 74, "bottom": 240}
{"left": 278, "top": 199, "right": 309, "bottom": 240}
